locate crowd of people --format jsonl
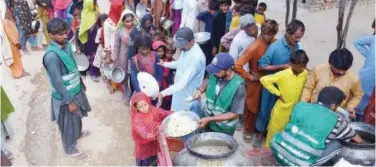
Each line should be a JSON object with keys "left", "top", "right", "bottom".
{"left": 0, "top": 0, "right": 375, "bottom": 166}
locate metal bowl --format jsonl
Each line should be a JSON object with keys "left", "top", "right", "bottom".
{"left": 160, "top": 17, "right": 174, "bottom": 30}
{"left": 136, "top": 3, "right": 151, "bottom": 20}
{"left": 185, "top": 132, "right": 238, "bottom": 159}
{"left": 161, "top": 111, "right": 200, "bottom": 138}
{"left": 194, "top": 32, "right": 211, "bottom": 45}
{"left": 75, "top": 53, "right": 89, "bottom": 71}
{"left": 111, "top": 66, "right": 125, "bottom": 83}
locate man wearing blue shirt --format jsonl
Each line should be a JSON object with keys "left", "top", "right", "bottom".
{"left": 353, "top": 29, "right": 375, "bottom": 121}
{"left": 253, "top": 19, "right": 305, "bottom": 147}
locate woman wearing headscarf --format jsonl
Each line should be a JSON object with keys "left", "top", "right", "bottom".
{"left": 112, "top": 9, "right": 140, "bottom": 103}
{"left": 140, "top": 13, "right": 156, "bottom": 37}
{"left": 11, "top": 0, "right": 41, "bottom": 52}
{"left": 54, "top": 0, "right": 72, "bottom": 19}
{"left": 130, "top": 92, "right": 172, "bottom": 166}
{"left": 78, "top": 0, "right": 101, "bottom": 81}
{"left": 1, "top": 3, "right": 25, "bottom": 78}
{"left": 103, "top": 0, "right": 123, "bottom": 56}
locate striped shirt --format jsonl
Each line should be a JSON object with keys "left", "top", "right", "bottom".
{"left": 325, "top": 115, "right": 356, "bottom": 143}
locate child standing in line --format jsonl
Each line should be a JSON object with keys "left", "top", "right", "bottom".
{"left": 152, "top": 40, "right": 167, "bottom": 60}
{"left": 71, "top": 8, "right": 81, "bottom": 51}
{"left": 254, "top": 2, "right": 267, "bottom": 25}
{"left": 211, "top": 0, "right": 231, "bottom": 55}
{"left": 93, "top": 14, "right": 109, "bottom": 80}
{"left": 152, "top": 40, "right": 175, "bottom": 110}
{"left": 196, "top": 0, "right": 219, "bottom": 66}
{"left": 196, "top": 0, "right": 219, "bottom": 33}
{"left": 131, "top": 92, "right": 172, "bottom": 166}
{"left": 260, "top": 50, "right": 309, "bottom": 147}
{"left": 152, "top": 31, "right": 168, "bottom": 44}
{"left": 229, "top": 5, "right": 240, "bottom": 31}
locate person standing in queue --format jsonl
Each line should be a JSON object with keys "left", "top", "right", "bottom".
{"left": 270, "top": 86, "right": 363, "bottom": 166}
{"left": 255, "top": 20, "right": 305, "bottom": 146}
{"left": 192, "top": 53, "right": 246, "bottom": 136}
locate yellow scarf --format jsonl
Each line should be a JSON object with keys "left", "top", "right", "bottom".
{"left": 78, "top": 0, "right": 100, "bottom": 44}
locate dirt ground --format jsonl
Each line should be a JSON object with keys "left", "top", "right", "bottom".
{"left": 1, "top": 0, "right": 374, "bottom": 166}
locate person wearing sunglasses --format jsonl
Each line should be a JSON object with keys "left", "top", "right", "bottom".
{"left": 301, "top": 48, "right": 363, "bottom": 120}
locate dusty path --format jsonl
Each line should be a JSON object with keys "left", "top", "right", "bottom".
{"left": 3, "top": 63, "right": 135, "bottom": 165}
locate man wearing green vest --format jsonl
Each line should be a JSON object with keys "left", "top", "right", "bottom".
{"left": 193, "top": 53, "right": 246, "bottom": 136}
{"left": 43, "top": 18, "right": 91, "bottom": 159}
{"left": 270, "top": 86, "right": 363, "bottom": 166}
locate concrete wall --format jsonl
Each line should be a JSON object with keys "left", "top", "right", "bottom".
{"left": 304, "top": 0, "right": 374, "bottom": 12}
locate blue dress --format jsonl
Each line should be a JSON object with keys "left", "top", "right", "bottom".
{"left": 256, "top": 36, "right": 301, "bottom": 132}
{"left": 353, "top": 35, "right": 375, "bottom": 115}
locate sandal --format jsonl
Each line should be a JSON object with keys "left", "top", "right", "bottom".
{"left": 68, "top": 150, "right": 87, "bottom": 160}
{"left": 3, "top": 150, "right": 13, "bottom": 160}
{"left": 78, "top": 130, "right": 90, "bottom": 140}
{"left": 243, "top": 132, "right": 253, "bottom": 143}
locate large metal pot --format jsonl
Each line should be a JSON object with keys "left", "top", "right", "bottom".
{"left": 161, "top": 111, "right": 199, "bottom": 138}
{"left": 341, "top": 122, "right": 375, "bottom": 166}
{"left": 173, "top": 132, "right": 253, "bottom": 166}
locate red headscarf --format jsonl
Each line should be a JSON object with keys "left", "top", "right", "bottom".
{"left": 130, "top": 92, "right": 172, "bottom": 159}
{"left": 54, "top": 0, "right": 72, "bottom": 10}
{"left": 108, "top": 0, "right": 123, "bottom": 25}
